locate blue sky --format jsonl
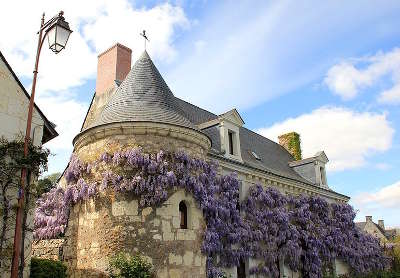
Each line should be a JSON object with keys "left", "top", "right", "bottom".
{"left": 1, "top": 0, "right": 399, "bottom": 227}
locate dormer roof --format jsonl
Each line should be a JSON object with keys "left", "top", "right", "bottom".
{"left": 219, "top": 108, "right": 244, "bottom": 126}
{"left": 289, "top": 151, "right": 329, "bottom": 167}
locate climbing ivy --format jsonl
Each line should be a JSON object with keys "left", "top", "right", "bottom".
{"left": 286, "top": 132, "right": 302, "bottom": 161}
{"left": 0, "top": 137, "right": 49, "bottom": 274}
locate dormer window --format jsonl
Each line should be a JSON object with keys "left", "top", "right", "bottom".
{"left": 197, "top": 108, "right": 244, "bottom": 162}
{"left": 228, "top": 130, "right": 235, "bottom": 155}
{"left": 289, "top": 151, "right": 329, "bottom": 189}
{"left": 320, "top": 166, "right": 326, "bottom": 185}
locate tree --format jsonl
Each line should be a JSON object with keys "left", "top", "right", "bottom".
{"left": 37, "top": 172, "right": 61, "bottom": 196}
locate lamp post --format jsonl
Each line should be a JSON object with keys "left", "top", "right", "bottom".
{"left": 10, "top": 11, "right": 72, "bottom": 278}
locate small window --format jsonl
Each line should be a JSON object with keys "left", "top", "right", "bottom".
{"left": 179, "top": 201, "right": 188, "bottom": 229}
{"left": 237, "top": 259, "right": 246, "bottom": 278}
{"left": 320, "top": 166, "right": 326, "bottom": 185}
{"left": 250, "top": 151, "right": 261, "bottom": 160}
{"left": 228, "top": 131, "right": 234, "bottom": 155}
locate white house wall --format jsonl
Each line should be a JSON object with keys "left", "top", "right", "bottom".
{"left": 0, "top": 58, "right": 44, "bottom": 147}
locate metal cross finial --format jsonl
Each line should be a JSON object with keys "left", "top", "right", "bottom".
{"left": 140, "top": 30, "right": 149, "bottom": 50}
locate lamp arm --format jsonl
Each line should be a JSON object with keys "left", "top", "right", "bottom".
{"left": 37, "top": 11, "right": 64, "bottom": 33}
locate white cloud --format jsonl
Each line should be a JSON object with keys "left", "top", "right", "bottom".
{"left": 353, "top": 181, "right": 400, "bottom": 213}
{"left": 324, "top": 48, "right": 400, "bottom": 103}
{"left": 38, "top": 93, "right": 87, "bottom": 174}
{"left": 82, "top": 2, "right": 189, "bottom": 63}
{"left": 352, "top": 181, "right": 400, "bottom": 227}
{"left": 378, "top": 83, "right": 400, "bottom": 104}
{"left": 257, "top": 106, "right": 394, "bottom": 172}
{"left": 0, "top": 0, "right": 189, "bottom": 173}
{"left": 374, "top": 163, "right": 391, "bottom": 170}
{"left": 0, "top": 0, "right": 189, "bottom": 93}
{"left": 37, "top": 94, "right": 87, "bottom": 151}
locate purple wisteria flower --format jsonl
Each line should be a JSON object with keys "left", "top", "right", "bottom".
{"left": 34, "top": 148, "right": 388, "bottom": 277}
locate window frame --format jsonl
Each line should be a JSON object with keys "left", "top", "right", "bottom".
{"left": 179, "top": 201, "right": 188, "bottom": 229}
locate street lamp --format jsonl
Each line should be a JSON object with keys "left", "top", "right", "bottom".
{"left": 47, "top": 14, "right": 72, "bottom": 53}
{"left": 10, "top": 11, "right": 72, "bottom": 278}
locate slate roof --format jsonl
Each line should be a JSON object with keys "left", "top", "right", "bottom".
{"left": 92, "top": 51, "right": 196, "bottom": 130}
{"left": 355, "top": 222, "right": 367, "bottom": 230}
{"left": 355, "top": 221, "right": 389, "bottom": 240}
{"left": 83, "top": 50, "right": 347, "bottom": 194}
{"left": 174, "top": 98, "right": 312, "bottom": 183}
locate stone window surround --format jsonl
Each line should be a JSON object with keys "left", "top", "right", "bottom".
{"left": 179, "top": 200, "right": 188, "bottom": 229}
{"left": 315, "top": 161, "right": 327, "bottom": 188}
{"left": 220, "top": 120, "right": 243, "bottom": 162}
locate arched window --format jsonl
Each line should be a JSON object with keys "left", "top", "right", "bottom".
{"left": 179, "top": 201, "right": 188, "bottom": 229}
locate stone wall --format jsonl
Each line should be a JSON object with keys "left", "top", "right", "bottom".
{"left": 73, "top": 122, "right": 210, "bottom": 160}
{"left": 335, "top": 258, "right": 350, "bottom": 276}
{"left": 31, "top": 239, "right": 65, "bottom": 261}
{"left": 362, "top": 219, "right": 388, "bottom": 244}
{"left": 63, "top": 189, "right": 206, "bottom": 277}
{"left": 0, "top": 57, "right": 44, "bottom": 146}
{"left": 0, "top": 55, "right": 45, "bottom": 278}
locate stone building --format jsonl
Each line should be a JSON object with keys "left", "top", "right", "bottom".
{"left": 35, "top": 43, "right": 349, "bottom": 278}
{"left": 0, "top": 50, "right": 58, "bottom": 277}
{"left": 356, "top": 216, "right": 398, "bottom": 243}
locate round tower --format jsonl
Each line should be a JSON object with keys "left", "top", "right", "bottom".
{"left": 63, "top": 50, "right": 211, "bottom": 277}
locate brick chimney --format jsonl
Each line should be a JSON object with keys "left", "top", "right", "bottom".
{"left": 378, "top": 220, "right": 385, "bottom": 230}
{"left": 96, "top": 43, "right": 132, "bottom": 95}
{"left": 278, "top": 132, "right": 302, "bottom": 161}
{"left": 366, "top": 216, "right": 372, "bottom": 222}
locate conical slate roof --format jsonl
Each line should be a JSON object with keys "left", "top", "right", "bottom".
{"left": 94, "top": 51, "right": 196, "bottom": 129}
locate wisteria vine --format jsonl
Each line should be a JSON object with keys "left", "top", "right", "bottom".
{"left": 34, "top": 147, "right": 388, "bottom": 277}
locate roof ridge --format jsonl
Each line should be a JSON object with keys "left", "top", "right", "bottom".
{"left": 174, "top": 97, "right": 218, "bottom": 118}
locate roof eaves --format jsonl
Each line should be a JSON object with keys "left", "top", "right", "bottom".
{"left": 198, "top": 118, "right": 220, "bottom": 130}
{"left": 0, "top": 50, "right": 58, "bottom": 143}
{"left": 73, "top": 120, "right": 212, "bottom": 147}
{"left": 80, "top": 91, "right": 96, "bottom": 132}
{"left": 208, "top": 152, "right": 350, "bottom": 201}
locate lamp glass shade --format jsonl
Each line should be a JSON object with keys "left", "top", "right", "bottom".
{"left": 47, "top": 18, "right": 72, "bottom": 53}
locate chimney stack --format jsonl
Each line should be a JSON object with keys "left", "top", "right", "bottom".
{"left": 366, "top": 216, "right": 372, "bottom": 222}
{"left": 96, "top": 43, "right": 132, "bottom": 95}
{"left": 378, "top": 220, "right": 385, "bottom": 230}
{"left": 278, "top": 132, "right": 302, "bottom": 161}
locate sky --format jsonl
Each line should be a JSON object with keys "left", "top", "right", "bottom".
{"left": 1, "top": 0, "right": 399, "bottom": 227}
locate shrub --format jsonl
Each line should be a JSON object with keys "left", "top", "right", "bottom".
{"left": 30, "top": 257, "right": 67, "bottom": 278}
{"left": 108, "top": 252, "right": 153, "bottom": 278}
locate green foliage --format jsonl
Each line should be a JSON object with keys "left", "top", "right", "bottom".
{"left": 0, "top": 137, "right": 50, "bottom": 176}
{"left": 339, "top": 270, "right": 400, "bottom": 278}
{"left": 108, "top": 253, "right": 153, "bottom": 278}
{"left": 287, "top": 132, "right": 302, "bottom": 161}
{"left": 391, "top": 236, "right": 400, "bottom": 272}
{"left": 30, "top": 257, "right": 67, "bottom": 278}
{"left": 37, "top": 172, "right": 61, "bottom": 196}
{"left": 0, "top": 137, "right": 50, "bottom": 274}
{"left": 279, "top": 132, "right": 302, "bottom": 160}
